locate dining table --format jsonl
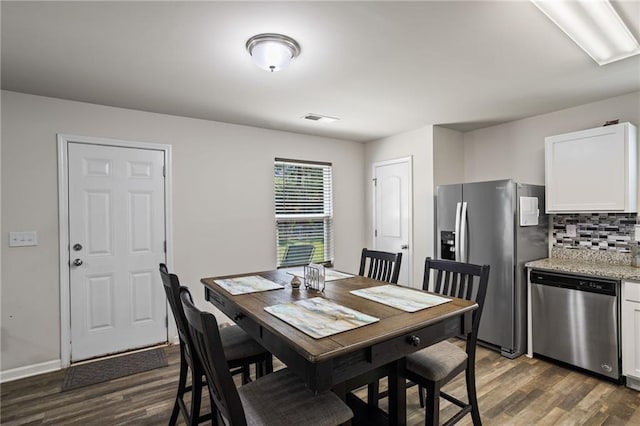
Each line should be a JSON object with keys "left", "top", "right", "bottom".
{"left": 201, "top": 268, "right": 477, "bottom": 425}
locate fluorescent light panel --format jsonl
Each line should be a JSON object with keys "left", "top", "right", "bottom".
{"left": 532, "top": 0, "right": 640, "bottom": 65}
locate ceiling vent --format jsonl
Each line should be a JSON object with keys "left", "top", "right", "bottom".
{"left": 302, "top": 113, "right": 339, "bottom": 123}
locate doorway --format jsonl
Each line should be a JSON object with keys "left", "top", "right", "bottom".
{"left": 58, "top": 135, "right": 173, "bottom": 365}
{"left": 372, "top": 157, "right": 412, "bottom": 285}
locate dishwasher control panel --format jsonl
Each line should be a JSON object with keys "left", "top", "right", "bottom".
{"left": 530, "top": 270, "right": 617, "bottom": 296}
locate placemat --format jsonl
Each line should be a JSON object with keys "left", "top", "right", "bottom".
{"left": 264, "top": 297, "right": 379, "bottom": 339}
{"left": 215, "top": 275, "right": 284, "bottom": 295}
{"left": 350, "top": 284, "right": 451, "bottom": 312}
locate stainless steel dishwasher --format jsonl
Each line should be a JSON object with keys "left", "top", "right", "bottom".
{"left": 531, "top": 269, "right": 621, "bottom": 381}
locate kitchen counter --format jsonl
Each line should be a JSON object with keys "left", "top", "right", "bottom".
{"left": 526, "top": 257, "right": 640, "bottom": 281}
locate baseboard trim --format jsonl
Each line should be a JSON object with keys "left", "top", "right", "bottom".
{"left": 0, "top": 359, "right": 61, "bottom": 383}
{"left": 626, "top": 376, "right": 640, "bottom": 391}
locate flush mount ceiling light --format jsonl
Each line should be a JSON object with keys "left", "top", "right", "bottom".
{"left": 246, "top": 33, "right": 300, "bottom": 72}
{"left": 531, "top": 0, "right": 640, "bottom": 65}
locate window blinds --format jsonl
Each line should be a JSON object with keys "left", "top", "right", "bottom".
{"left": 274, "top": 158, "right": 333, "bottom": 267}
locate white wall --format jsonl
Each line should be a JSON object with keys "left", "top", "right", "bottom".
{"left": 363, "top": 92, "right": 640, "bottom": 291}
{"left": 1, "top": 90, "right": 366, "bottom": 374}
{"left": 463, "top": 91, "right": 640, "bottom": 184}
{"left": 433, "top": 126, "right": 464, "bottom": 187}
{"left": 364, "top": 126, "right": 434, "bottom": 287}
{"left": 4, "top": 88, "right": 638, "bottom": 378}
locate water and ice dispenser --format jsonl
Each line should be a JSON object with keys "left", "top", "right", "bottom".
{"left": 440, "top": 230, "right": 456, "bottom": 260}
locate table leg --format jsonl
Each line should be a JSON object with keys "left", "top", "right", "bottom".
{"left": 367, "top": 381, "right": 380, "bottom": 408}
{"left": 387, "top": 358, "right": 406, "bottom": 426}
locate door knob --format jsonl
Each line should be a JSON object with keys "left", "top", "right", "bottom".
{"left": 401, "top": 244, "right": 409, "bottom": 250}
{"left": 73, "top": 243, "right": 83, "bottom": 251}
{"left": 73, "top": 258, "right": 83, "bottom": 266}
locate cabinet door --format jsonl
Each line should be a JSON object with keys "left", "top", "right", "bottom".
{"left": 622, "top": 280, "right": 640, "bottom": 379}
{"left": 545, "top": 123, "right": 636, "bottom": 212}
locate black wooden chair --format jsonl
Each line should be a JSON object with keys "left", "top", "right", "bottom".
{"left": 179, "top": 287, "right": 354, "bottom": 426}
{"left": 359, "top": 248, "right": 403, "bottom": 404}
{"left": 159, "top": 264, "right": 273, "bottom": 425}
{"left": 358, "top": 248, "right": 403, "bottom": 284}
{"left": 405, "top": 257, "right": 490, "bottom": 426}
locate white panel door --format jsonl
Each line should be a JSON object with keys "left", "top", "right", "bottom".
{"left": 69, "top": 143, "right": 167, "bottom": 361}
{"left": 373, "top": 158, "right": 412, "bottom": 285}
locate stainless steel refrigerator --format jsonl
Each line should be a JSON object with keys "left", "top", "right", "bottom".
{"left": 436, "top": 179, "right": 547, "bottom": 358}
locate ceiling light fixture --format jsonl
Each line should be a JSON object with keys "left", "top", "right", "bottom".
{"left": 531, "top": 0, "right": 640, "bottom": 65}
{"left": 246, "top": 33, "right": 300, "bottom": 72}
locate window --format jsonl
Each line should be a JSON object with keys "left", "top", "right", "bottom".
{"left": 274, "top": 158, "right": 333, "bottom": 267}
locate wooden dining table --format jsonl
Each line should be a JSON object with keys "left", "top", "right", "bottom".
{"left": 201, "top": 268, "right": 477, "bottom": 425}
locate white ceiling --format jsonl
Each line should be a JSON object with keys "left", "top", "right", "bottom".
{"left": 2, "top": 1, "right": 639, "bottom": 142}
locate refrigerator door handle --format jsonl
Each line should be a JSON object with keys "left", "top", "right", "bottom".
{"left": 454, "top": 202, "right": 462, "bottom": 261}
{"left": 460, "top": 202, "right": 468, "bottom": 263}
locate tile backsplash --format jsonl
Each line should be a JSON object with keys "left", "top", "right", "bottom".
{"left": 552, "top": 213, "right": 639, "bottom": 253}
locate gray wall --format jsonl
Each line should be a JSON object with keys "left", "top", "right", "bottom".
{"left": 364, "top": 126, "right": 434, "bottom": 287}
{"left": 1, "top": 90, "right": 366, "bottom": 374}
{"left": 3, "top": 88, "right": 639, "bottom": 378}
{"left": 462, "top": 91, "right": 640, "bottom": 184}
{"left": 433, "top": 126, "right": 464, "bottom": 187}
{"left": 375, "top": 91, "right": 640, "bottom": 288}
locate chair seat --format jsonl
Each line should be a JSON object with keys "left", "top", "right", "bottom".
{"left": 238, "top": 369, "right": 353, "bottom": 426}
{"left": 406, "top": 340, "right": 468, "bottom": 382}
{"left": 220, "top": 325, "right": 268, "bottom": 361}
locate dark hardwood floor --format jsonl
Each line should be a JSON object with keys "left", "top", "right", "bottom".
{"left": 2, "top": 341, "right": 640, "bottom": 425}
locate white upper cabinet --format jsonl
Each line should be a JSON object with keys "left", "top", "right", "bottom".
{"left": 545, "top": 122, "right": 638, "bottom": 213}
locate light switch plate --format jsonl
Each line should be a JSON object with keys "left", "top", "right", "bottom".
{"left": 9, "top": 231, "right": 38, "bottom": 247}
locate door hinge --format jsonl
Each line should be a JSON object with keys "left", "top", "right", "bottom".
{"left": 373, "top": 178, "right": 377, "bottom": 186}
{"left": 165, "top": 315, "right": 169, "bottom": 327}
{"left": 163, "top": 166, "right": 166, "bottom": 177}
{"left": 375, "top": 229, "right": 378, "bottom": 237}
{"left": 164, "top": 240, "right": 167, "bottom": 253}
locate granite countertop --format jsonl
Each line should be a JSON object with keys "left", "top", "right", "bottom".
{"left": 526, "top": 257, "right": 640, "bottom": 281}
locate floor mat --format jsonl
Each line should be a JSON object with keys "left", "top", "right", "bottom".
{"left": 62, "top": 347, "right": 168, "bottom": 391}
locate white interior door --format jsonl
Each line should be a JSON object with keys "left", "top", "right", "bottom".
{"left": 373, "top": 158, "right": 412, "bottom": 285}
{"left": 68, "top": 142, "right": 167, "bottom": 361}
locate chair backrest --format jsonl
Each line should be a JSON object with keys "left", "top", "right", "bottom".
{"left": 180, "top": 287, "right": 247, "bottom": 426}
{"left": 159, "top": 264, "right": 201, "bottom": 371}
{"left": 280, "top": 244, "right": 315, "bottom": 267}
{"left": 422, "top": 257, "right": 490, "bottom": 350}
{"left": 358, "top": 248, "right": 403, "bottom": 284}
